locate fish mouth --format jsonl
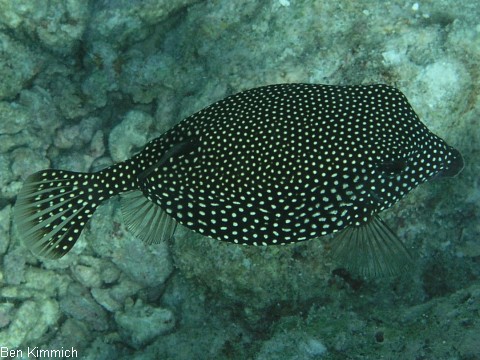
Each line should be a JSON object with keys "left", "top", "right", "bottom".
{"left": 438, "top": 147, "right": 465, "bottom": 178}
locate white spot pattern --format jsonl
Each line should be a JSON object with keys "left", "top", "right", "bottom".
{"left": 133, "top": 84, "right": 463, "bottom": 245}
{"left": 13, "top": 83, "right": 463, "bottom": 258}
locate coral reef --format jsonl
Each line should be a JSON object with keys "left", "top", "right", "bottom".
{"left": 0, "top": 0, "right": 478, "bottom": 359}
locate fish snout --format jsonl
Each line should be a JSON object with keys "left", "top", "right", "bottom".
{"left": 440, "top": 147, "right": 464, "bottom": 178}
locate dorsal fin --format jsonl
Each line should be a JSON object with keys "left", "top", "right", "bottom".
{"left": 138, "top": 138, "right": 199, "bottom": 181}
{"left": 120, "top": 139, "right": 198, "bottom": 244}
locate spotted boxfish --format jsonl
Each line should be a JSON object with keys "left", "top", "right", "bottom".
{"left": 13, "top": 84, "right": 463, "bottom": 276}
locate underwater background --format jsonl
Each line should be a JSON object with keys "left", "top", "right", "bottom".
{"left": 0, "top": 1, "right": 479, "bottom": 359}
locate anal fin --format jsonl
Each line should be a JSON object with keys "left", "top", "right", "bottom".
{"left": 120, "top": 191, "right": 177, "bottom": 244}
{"left": 329, "top": 215, "right": 413, "bottom": 277}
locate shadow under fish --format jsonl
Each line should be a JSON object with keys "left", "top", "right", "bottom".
{"left": 13, "top": 83, "right": 464, "bottom": 277}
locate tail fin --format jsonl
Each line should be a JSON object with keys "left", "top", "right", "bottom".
{"left": 13, "top": 169, "right": 109, "bottom": 259}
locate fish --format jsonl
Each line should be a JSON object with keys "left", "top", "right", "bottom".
{"left": 13, "top": 83, "right": 464, "bottom": 276}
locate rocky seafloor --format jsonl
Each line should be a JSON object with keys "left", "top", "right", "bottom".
{"left": 0, "top": 1, "right": 479, "bottom": 359}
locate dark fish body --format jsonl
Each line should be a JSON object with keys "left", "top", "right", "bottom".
{"left": 13, "top": 84, "right": 463, "bottom": 275}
